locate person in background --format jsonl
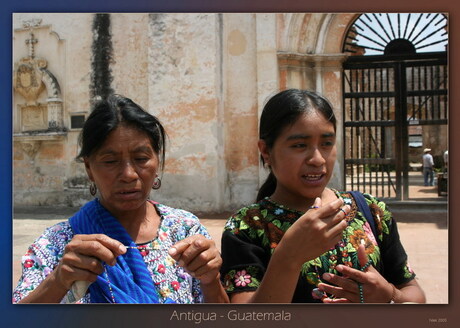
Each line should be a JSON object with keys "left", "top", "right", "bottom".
{"left": 422, "top": 148, "right": 435, "bottom": 186}
{"left": 13, "top": 94, "right": 228, "bottom": 304}
{"left": 220, "top": 89, "right": 426, "bottom": 303}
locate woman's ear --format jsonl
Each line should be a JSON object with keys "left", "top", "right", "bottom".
{"left": 83, "top": 158, "right": 94, "bottom": 182}
{"left": 258, "top": 139, "right": 271, "bottom": 165}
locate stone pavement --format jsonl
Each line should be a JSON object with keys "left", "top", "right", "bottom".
{"left": 12, "top": 203, "right": 447, "bottom": 304}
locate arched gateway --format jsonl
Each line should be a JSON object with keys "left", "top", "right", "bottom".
{"left": 341, "top": 13, "right": 448, "bottom": 200}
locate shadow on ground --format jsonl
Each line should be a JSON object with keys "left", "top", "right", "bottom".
{"left": 392, "top": 210, "right": 448, "bottom": 229}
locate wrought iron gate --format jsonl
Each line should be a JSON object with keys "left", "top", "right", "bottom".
{"left": 343, "top": 53, "right": 447, "bottom": 200}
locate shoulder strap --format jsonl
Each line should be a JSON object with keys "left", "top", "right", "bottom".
{"left": 348, "top": 191, "right": 378, "bottom": 242}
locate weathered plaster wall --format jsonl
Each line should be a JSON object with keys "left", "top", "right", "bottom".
{"left": 145, "top": 13, "right": 225, "bottom": 212}
{"left": 222, "top": 14, "right": 260, "bottom": 209}
{"left": 13, "top": 12, "right": 358, "bottom": 211}
{"left": 13, "top": 14, "right": 93, "bottom": 206}
{"left": 111, "top": 14, "right": 149, "bottom": 109}
{"left": 255, "top": 14, "right": 279, "bottom": 188}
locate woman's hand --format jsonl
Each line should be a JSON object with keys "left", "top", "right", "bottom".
{"left": 18, "top": 234, "right": 127, "bottom": 303}
{"left": 227, "top": 197, "right": 349, "bottom": 304}
{"left": 169, "top": 235, "right": 229, "bottom": 303}
{"left": 53, "top": 234, "right": 127, "bottom": 291}
{"left": 277, "top": 197, "right": 349, "bottom": 267}
{"left": 169, "top": 235, "right": 222, "bottom": 285}
{"left": 318, "top": 244, "right": 394, "bottom": 303}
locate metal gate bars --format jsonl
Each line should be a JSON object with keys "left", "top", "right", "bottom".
{"left": 343, "top": 52, "right": 447, "bottom": 200}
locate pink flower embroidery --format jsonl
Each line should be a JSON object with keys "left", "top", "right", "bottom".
{"left": 37, "top": 239, "right": 50, "bottom": 247}
{"left": 407, "top": 262, "right": 414, "bottom": 274}
{"left": 171, "top": 281, "right": 180, "bottom": 291}
{"left": 22, "top": 277, "right": 32, "bottom": 288}
{"left": 362, "top": 222, "right": 378, "bottom": 246}
{"left": 23, "top": 259, "right": 35, "bottom": 268}
{"left": 138, "top": 245, "right": 149, "bottom": 257}
{"left": 159, "top": 231, "right": 168, "bottom": 241}
{"left": 157, "top": 264, "right": 166, "bottom": 274}
{"left": 43, "top": 267, "right": 52, "bottom": 276}
{"left": 234, "top": 270, "right": 251, "bottom": 287}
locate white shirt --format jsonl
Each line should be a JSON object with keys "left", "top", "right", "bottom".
{"left": 423, "top": 153, "right": 434, "bottom": 168}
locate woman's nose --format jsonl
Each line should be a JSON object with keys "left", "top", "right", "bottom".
{"left": 307, "top": 148, "right": 326, "bottom": 166}
{"left": 119, "top": 161, "right": 138, "bottom": 180}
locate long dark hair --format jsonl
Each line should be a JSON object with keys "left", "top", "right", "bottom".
{"left": 256, "top": 89, "right": 336, "bottom": 201}
{"left": 77, "top": 94, "right": 166, "bottom": 170}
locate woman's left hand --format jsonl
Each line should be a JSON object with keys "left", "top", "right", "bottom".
{"left": 317, "top": 244, "right": 394, "bottom": 303}
{"left": 168, "top": 235, "right": 223, "bottom": 285}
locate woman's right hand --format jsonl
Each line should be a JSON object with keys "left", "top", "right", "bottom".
{"left": 53, "top": 234, "right": 127, "bottom": 291}
{"left": 233, "top": 197, "right": 350, "bottom": 303}
{"left": 18, "top": 234, "right": 127, "bottom": 303}
{"left": 277, "top": 197, "right": 349, "bottom": 266}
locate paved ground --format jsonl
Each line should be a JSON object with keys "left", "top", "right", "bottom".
{"left": 12, "top": 184, "right": 448, "bottom": 303}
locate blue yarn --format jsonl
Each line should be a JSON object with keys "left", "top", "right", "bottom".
{"left": 69, "top": 199, "right": 175, "bottom": 304}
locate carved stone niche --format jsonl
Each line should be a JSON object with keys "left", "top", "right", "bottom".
{"left": 21, "top": 103, "right": 47, "bottom": 131}
{"left": 13, "top": 56, "right": 65, "bottom": 133}
{"left": 13, "top": 19, "right": 67, "bottom": 157}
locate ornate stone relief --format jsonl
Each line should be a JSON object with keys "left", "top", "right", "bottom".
{"left": 20, "top": 140, "right": 42, "bottom": 160}
{"left": 13, "top": 19, "right": 66, "bottom": 157}
{"left": 13, "top": 56, "right": 46, "bottom": 106}
{"left": 13, "top": 20, "right": 64, "bottom": 132}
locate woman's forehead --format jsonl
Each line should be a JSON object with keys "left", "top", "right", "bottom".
{"left": 97, "top": 126, "right": 154, "bottom": 152}
{"left": 281, "top": 112, "right": 335, "bottom": 136}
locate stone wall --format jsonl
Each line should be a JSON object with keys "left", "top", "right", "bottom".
{"left": 13, "top": 14, "right": 93, "bottom": 206}
{"left": 12, "top": 12, "right": 393, "bottom": 212}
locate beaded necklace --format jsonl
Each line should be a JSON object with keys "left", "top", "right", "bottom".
{"left": 311, "top": 259, "right": 373, "bottom": 302}
{"left": 310, "top": 197, "right": 366, "bottom": 302}
{"left": 268, "top": 192, "right": 375, "bottom": 302}
{"left": 103, "top": 244, "right": 159, "bottom": 304}
{"left": 358, "top": 259, "right": 373, "bottom": 303}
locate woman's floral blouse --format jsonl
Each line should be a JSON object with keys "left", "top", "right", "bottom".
{"left": 220, "top": 190, "right": 416, "bottom": 303}
{"left": 13, "top": 203, "right": 210, "bottom": 304}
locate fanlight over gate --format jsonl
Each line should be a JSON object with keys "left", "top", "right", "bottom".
{"left": 342, "top": 13, "right": 447, "bottom": 200}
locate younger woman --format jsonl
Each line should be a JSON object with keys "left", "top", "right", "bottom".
{"left": 220, "top": 89, "right": 425, "bottom": 303}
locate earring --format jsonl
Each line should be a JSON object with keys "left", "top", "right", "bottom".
{"left": 89, "top": 182, "right": 97, "bottom": 196}
{"left": 152, "top": 175, "right": 162, "bottom": 190}
{"left": 263, "top": 162, "right": 270, "bottom": 170}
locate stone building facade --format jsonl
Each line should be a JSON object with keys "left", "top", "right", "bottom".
{"left": 14, "top": 13, "right": 439, "bottom": 212}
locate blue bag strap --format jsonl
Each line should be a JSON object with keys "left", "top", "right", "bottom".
{"left": 349, "top": 191, "right": 378, "bottom": 243}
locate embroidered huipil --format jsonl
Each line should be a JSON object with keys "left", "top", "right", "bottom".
{"left": 220, "top": 191, "right": 416, "bottom": 302}
{"left": 13, "top": 203, "right": 209, "bottom": 304}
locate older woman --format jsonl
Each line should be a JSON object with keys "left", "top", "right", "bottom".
{"left": 13, "top": 95, "right": 228, "bottom": 304}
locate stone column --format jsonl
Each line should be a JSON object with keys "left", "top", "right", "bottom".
{"left": 312, "top": 54, "right": 348, "bottom": 189}
{"left": 255, "top": 14, "right": 279, "bottom": 190}
{"left": 222, "top": 14, "right": 260, "bottom": 208}
{"left": 47, "top": 98, "right": 63, "bottom": 130}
